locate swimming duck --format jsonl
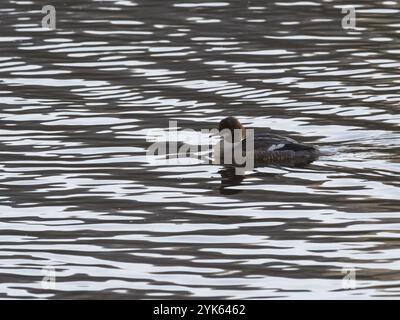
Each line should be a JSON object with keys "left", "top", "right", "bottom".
{"left": 215, "top": 116, "right": 319, "bottom": 166}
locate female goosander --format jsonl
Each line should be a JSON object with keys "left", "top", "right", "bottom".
{"left": 215, "top": 117, "right": 319, "bottom": 166}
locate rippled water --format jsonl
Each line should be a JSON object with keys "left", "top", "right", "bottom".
{"left": 0, "top": 0, "right": 400, "bottom": 299}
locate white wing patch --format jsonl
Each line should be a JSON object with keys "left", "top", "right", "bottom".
{"left": 268, "top": 143, "right": 285, "bottom": 151}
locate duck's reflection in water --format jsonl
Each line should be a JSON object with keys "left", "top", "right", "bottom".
{"left": 218, "top": 162, "right": 318, "bottom": 195}
{"left": 218, "top": 166, "right": 246, "bottom": 195}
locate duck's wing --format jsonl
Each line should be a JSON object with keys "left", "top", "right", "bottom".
{"left": 249, "top": 134, "right": 315, "bottom": 152}
{"left": 242, "top": 134, "right": 319, "bottom": 165}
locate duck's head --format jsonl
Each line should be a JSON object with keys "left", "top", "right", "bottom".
{"left": 218, "top": 116, "right": 246, "bottom": 142}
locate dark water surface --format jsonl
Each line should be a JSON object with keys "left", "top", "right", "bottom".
{"left": 0, "top": 0, "right": 399, "bottom": 299}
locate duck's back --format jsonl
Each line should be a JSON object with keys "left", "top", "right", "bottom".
{"left": 245, "top": 133, "right": 319, "bottom": 166}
